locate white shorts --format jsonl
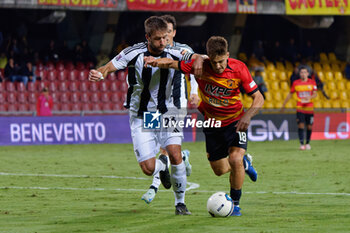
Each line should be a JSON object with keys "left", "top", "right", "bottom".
{"left": 130, "top": 115, "right": 183, "bottom": 163}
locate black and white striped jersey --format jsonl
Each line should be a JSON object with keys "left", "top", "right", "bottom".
{"left": 171, "top": 42, "right": 198, "bottom": 108}
{"left": 111, "top": 42, "right": 193, "bottom": 118}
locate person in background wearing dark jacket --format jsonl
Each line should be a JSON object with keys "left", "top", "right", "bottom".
{"left": 5, "top": 58, "right": 29, "bottom": 86}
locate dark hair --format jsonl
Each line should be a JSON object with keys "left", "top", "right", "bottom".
{"left": 144, "top": 16, "right": 168, "bottom": 37}
{"left": 206, "top": 36, "right": 228, "bottom": 58}
{"left": 42, "top": 87, "right": 49, "bottom": 92}
{"left": 299, "top": 66, "right": 309, "bottom": 72}
{"left": 160, "top": 14, "right": 177, "bottom": 30}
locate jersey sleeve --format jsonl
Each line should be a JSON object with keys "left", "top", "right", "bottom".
{"left": 240, "top": 63, "right": 258, "bottom": 95}
{"left": 178, "top": 60, "right": 194, "bottom": 74}
{"left": 189, "top": 74, "right": 198, "bottom": 95}
{"left": 111, "top": 50, "right": 128, "bottom": 70}
{"left": 111, "top": 45, "right": 142, "bottom": 70}
{"left": 167, "top": 47, "right": 194, "bottom": 61}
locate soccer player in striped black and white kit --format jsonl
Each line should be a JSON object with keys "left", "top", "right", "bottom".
{"left": 88, "top": 16, "right": 203, "bottom": 215}
{"left": 141, "top": 14, "right": 199, "bottom": 204}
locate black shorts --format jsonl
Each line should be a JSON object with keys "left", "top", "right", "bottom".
{"left": 296, "top": 112, "right": 314, "bottom": 125}
{"left": 204, "top": 121, "right": 248, "bottom": 162}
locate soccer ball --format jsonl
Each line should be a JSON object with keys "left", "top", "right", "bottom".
{"left": 207, "top": 192, "right": 234, "bottom": 217}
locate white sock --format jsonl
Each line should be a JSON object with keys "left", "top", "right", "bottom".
{"left": 171, "top": 161, "right": 187, "bottom": 205}
{"left": 152, "top": 159, "right": 166, "bottom": 176}
{"left": 150, "top": 173, "right": 161, "bottom": 190}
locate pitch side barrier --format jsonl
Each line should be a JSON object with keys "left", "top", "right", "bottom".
{"left": 0, "top": 112, "right": 348, "bottom": 146}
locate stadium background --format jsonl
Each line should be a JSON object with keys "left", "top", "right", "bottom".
{"left": 0, "top": 0, "right": 349, "bottom": 144}
{"left": 0, "top": 1, "right": 350, "bottom": 232}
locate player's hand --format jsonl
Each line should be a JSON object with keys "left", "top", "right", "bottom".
{"left": 190, "top": 94, "right": 200, "bottom": 106}
{"left": 235, "top": 114, "right": 251, "bottom": 132}
{"left": 144, "top": 56, "right": 156, "bottom": 67}
{"left": 192, "top": 55, "right": 204, "bottom": 76}
{"left": 89, "top": 69, "right": 104, "bottom": 82}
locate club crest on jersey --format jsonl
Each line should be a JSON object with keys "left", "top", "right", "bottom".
{"left": 115, "top": 54, "right": 122, "bottom": 61}
{"left": 227, "top": 79, "right": 239, "bottom": 88}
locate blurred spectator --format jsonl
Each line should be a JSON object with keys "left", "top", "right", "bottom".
{"left": 81, "top": 40, "right": 96, "bottom": 63}
{"left": 302, "top": 40, "right": 316, "bottom": 61}
{"left": 310, "top": 70, "right": 329, "bottom": 99}
{"left": 73, "top": 44, "right": 84, "bottom": 63}
{"left": 247, "top": 53, "right": 264, "bottom": 70}
{"left": 290, "top": 66, "right": 300, "bottom": 86}
{"left": 58, "top": 40, "right": 72, "bottom": 61}
{"left": 253, "top": 69, "right": 267, "bottom": 99}
{"left": 284, "top": 38, "right": 299, "bottom": 62}
{"left": 21, "top": 61, "right": 36, "bottom": 84}
{"left": 19, "top": 36, "right": 29, "bottom": 54}
{"left": 0, "top": 70, "right": 3, "bottom": 82}
{"left": 20, "top": 47, "right": 33, "bottom": 64}
{"left": 0, "top": 52, "right": 7, "bottom": 69}
{"left": 6, "top": 37, "right": 21, "bottom": 59}
{"left": 36, "top": 87, "right": 53, "bottom": 116}
{"left": 252, "top": 40, "right": 265, "bottom": 61}
{"left": 43, "top": 40, "right": 59, "bottom": 62}
{"left": 345, "top": 61, "right": 350, "bottom": 80}
{"left": 5, "top": 58, "right": 29, "bottom": 86}
{"left": 270, "top": 41, "right": 284, "bottom": 62}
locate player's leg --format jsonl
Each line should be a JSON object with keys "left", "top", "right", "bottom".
{"left": 141, "top": 147, "right": 191, "bottom": 204}
{"left": 296, "top": 112, "right": 306, "bottom": 150}
{"left": 130, "top": 118, "right": 170, "bottom": 185}
{"left": 228, "top": 147, "right": 246, "bottom": 216}
{"left": 166, "top": 142, "right": 191, "bottom": 215}
{"left": 209, "top": 156, "right": 231, "bottom": 176}
{"left": 141, "top": 148, "right": 168, "bottom": 204}
{"left": 305, "top": 113, "right": 314, "bottom": 150}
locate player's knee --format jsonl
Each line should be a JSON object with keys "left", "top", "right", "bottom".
{"left": 228, "top": 155, "right": 242, "bottom": 168}
{"left": 213, "top": 168, "right": 226, "bottom": 176}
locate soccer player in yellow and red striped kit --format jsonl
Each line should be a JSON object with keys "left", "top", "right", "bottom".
{"left": 145, "top": 36, "right": 264, "bottom": 216}
{"left": 281, "top": 66, "right": 317, "bottom": 150}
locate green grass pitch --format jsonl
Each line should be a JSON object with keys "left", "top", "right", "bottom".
{"left": 0, "top": 140, "right": 349, "bottom": 233}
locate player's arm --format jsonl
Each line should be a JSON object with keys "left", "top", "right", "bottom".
{"left": 280, "top": 92, "right": 293, "bottom": 113}
{"left": 144, "top": 57, "right": 179, "bottom": 69}
{"left": 189, "top": 74, "right": 200, "bottom": 106}
{"left": 236, "top": 91, "right": 264, "bottom": 132}
{"left": 89, "top": 60, "right": 117, "bottom": 82}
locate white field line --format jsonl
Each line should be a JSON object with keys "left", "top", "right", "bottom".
{"left": 0, "top": 172, "right": 149, "bottom": 180}
{"left": 1, "top": 172, "right": 349, "bottom": 196}
{"left": 0, "top": 171, "right": 199, "bottom": 191}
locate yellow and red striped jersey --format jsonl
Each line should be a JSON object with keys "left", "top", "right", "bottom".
{"left": 290, "top": 78, "right": 317, "bottom": 114}
{"left": 179, "top": 58, "right": 258, "bottom": 127}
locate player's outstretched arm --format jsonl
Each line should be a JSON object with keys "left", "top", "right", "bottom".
{"left": 236, "top": 91, "right": 264, "bottom": 132}
{"left": 280, "top": 92, "right": 292, "bottom": 113}
{"left": 144, "top": 57, "right": 179, "bottom": 69}
{"left": 89, "top": 61, "right": 117, "bottom": 82}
